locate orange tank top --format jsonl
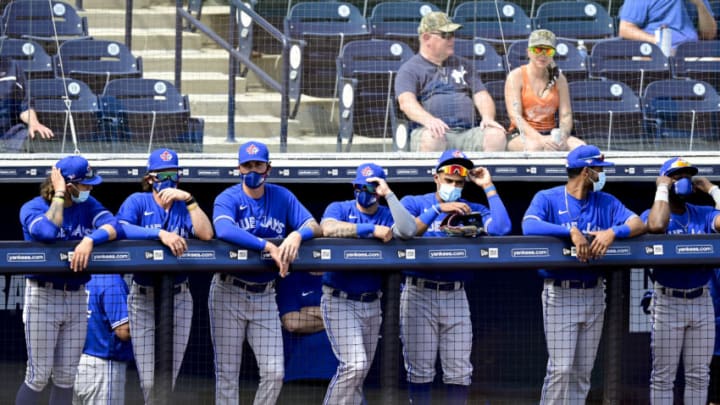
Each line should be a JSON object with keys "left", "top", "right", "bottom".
{"left": 508, "top": 65, "right": 559, "bottom": 133}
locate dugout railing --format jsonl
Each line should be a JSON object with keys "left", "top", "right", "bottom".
{"left": 3, "top": 234, "right": 720, "bottom": 403}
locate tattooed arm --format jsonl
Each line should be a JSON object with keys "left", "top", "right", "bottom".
{"left": 45, "top": 167, "right": 66, "bottom": 227}
{"left": 557, "top": 74, "right": 573, "bottom": 139}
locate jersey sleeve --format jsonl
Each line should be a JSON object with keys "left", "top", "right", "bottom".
{"left": 400, "top": 195, "right": 424, "bottom": 217}
{"left": 283, "top": 190, "right": 315, "bottom": 233}
{"left": 101, "top": 279, "right": 130, "bottom": 329}
{"left": 86, "top": 198, "right": 114, "bottom": 228}
{"left": 394, "top": 60, "right": 418, "bottom": 98}
{"left": 608, "top": 195, "right": 638, "bottom": 226}
{"left": 618, "top": 0, "right": 649, "bottom": 26}
{"left": 20, "top": 198, "right": 59, "bottom": 241}
{"left": 213, "top": 188, "right": 266, "bottom": 251}
{"left": 321, "top": 201, "right": 346, "bottom": 222}
{"left": 116, "top": 193, "right": 142, "bottom": 225}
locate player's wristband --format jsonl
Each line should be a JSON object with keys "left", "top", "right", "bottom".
{"left": 709, "top": 185, "right": 720, "bottom": 209}
{"left": 483, "top": 185, "right": 497, "bottom": 194}
{"left": 186, "top": 196, "right": 197, "bottom": 205}
{"left": 611, "top": 224, "right": 631, "bottom": 239}
{"left": 419, "top": 204, "right": 441, "bottom": 225}
{"left": 52, "top": 197, "right": 65, "bottom": 203}
{"left": 88, "top": 228, "right": 110, "bottom": 245}
{"left": 298, "top": 227, "right": 314, "bottom": 241}
{"left": 356, "top": 223, "right": 375, "bottom": 238}
{"left": 655, "top": 184, "right": 669, "bottom": 203}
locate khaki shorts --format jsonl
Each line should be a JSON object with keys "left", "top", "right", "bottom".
{"left": 410, "top": 127, "right": 486, "bottom": 152}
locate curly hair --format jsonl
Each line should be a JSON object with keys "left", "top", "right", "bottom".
{"left": 542, "top": 62, "right": 560, "bottom": 96}
{"left": 39, "top": 176, "right": 55, "bottom": 203}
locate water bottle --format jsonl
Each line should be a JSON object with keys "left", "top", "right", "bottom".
{"left": 551, "top": 128, "right": 563, "bottom": 144}
{"left": 655, "top": 25, "right": 672, "bottom": 57}
{"left": 576, "top": 40, "right": 588, "bottom": 61}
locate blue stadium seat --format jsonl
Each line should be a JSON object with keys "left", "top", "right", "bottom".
{"left": 336, "top": 39, "right": 413, "bottom": 151}
{"left": 55, "top": 39, "right": 143, "bottom": 95}
{"left": 642, "top": 78, "right": 720, "bottom": 151}
{"left": 671, "top": 40, "right": 720, "bottom": 93}
{"left": 454, "top": 38, "right": 507, "bottom": 83}
{"left": 588, "top": 39, "right": 670, "bottom": 97}
{"left": 484, "top": 79, "right": 509, "bottom": 129}
{"left": 506, "top": 39, "right": 587, "bottom": 82}
{"left": 368, "top": 1, "right": 439, "bottom": 50}
{"left": 100, "top": 78, "right": 204, "bottom": 152}
{"left": 452, "top": 1, "right": 532, "bottom": 47}
{"left": 2, "top": 0, "right": 91, "bottom": 54}
{"left": 0, "top": 37, "right": 53, "bottom": 79}
{"left": 533, "top": 1, "right": 615, "bottom": 43}
{"left": 24, "top": 78, "right": 106, "bottom": 153}
{"left": 569, "top": 79, "right": 644, "bottom": 151}
{"left": 285, "top": 1, "right": 369, "bottom": 97}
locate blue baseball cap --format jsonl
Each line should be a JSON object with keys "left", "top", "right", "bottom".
{"left": 147, "top": 148, "right": 179, "bottom": 172}
{"left": 566, "top": 145, "right": 613, "bottom": 169}
{"left": 55, "top": 155, "right": 102, "bottom": 185}
{"left": 354, "top": 163, "right": 386, "bottom": 186}
{"left": 660, "top": 157, "right": 698, "bottom": 177}
{"left": 435, "top": 149, "right": 474, "bottom": 171}
{"left": 238, "top": 141, "right": 270, "bottom": 164}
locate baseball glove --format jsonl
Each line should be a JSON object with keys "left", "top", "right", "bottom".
{"left": 439, "top": 212, "right": 485, "bottom": 237}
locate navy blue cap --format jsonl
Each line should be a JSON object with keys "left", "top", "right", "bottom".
{"left": 435, "top": 149, "right": 473, "bottom": 171}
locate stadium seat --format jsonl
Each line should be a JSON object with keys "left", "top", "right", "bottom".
{"left": 454, "top": 38, "right": 507, "bottom": 83}
{"left": 671, "top": 40, "right": 720, "bottom": 93}
{"left": 642, "top": 78, "right": 720, "bottom": 151}
{"left": 0, "top": 37, "right": 53, "bottom": 79}
{"left": 533, "top": 1, "right": 615, "bottom": 44}
{"left": 452, "top": 1, "right": 532, "bottom": 48}
{"left": 505, "top": 39, "right": 587, "bottom": 82}
{"left": 587, "top": 39, "right": 670, "bottom": 97}
{"left": 368, "top": 1, "right": 439, "bottom": 50}
{"left": 484, "top": 79, "right": 509, "bottom": 129}
{"left": 569, "top": 79, "right": 644, "bottom": 151}
{"left": 54, "top": 39, "right": 143, "bottom": 95}
{"left": 2, "top": 0, "right": 91, "bottom": 54}
{"left": 100, "top": 78, "right": 204, "bottom": 152}
{"left": 336, "top": 39, "right": 413, "bottom": 151}
{"left": 23, "top": 78, "right": 106, "bottom": 153}
{"left": 285, "top": 1, "right": 369, "bottom": 98}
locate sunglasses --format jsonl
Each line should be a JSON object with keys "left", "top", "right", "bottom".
{"left": 431, "top": 31, "right": 455, "bottom": 40}
{"left": 154, "top": 171, "right": 179, "bottom": 182}
{"left": 437, "top": 164, "right": 470, "bottom": 177}
{"left": 530, "top": 46, "right": 556, "bottom": 57}
{"left": 355, "top": 183, "right": 377, "bottom": 194}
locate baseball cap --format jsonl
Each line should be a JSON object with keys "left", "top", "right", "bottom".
{"left": 435, "top": 149, "right": 474, "bottom": 172}
{"left": 660, "top": 157, "right": 698, "bottom": 177}
{"left": 354, "top": 163, "right": 386, "bottom": 186}
{"left": 566, "top": 145, "right": 613, "bottom": 169}
{"left": 238, "top": 141, "right": 270, "bottom": 164}
{"left": 418, "top": 11, "right": 462, "bottom": 34}
{"left": 528, "top": 29, "right": 557, "bottom": 48}
{"left": 147, "top": 148, "right": 179, "bottom": 172}
{"left": 55, "top": 155, "right": 102, "bottom": 185}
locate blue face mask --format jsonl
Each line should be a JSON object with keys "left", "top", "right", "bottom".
{"left": 438, "top": 183, "right": 462, "bottom": 202}
{"left": 242, "top": 171, "right": 266, "bottom": 189}
{"left": 153, "top": 179, "right": 177, "bottom": 193}
{"left": 71, "top": 189, "right": 91, "bottom": 204}
{"left": 355, "top": 190, "right": 377, "bottom": 208}
{"left": 673, "top": 177, "right": 693, "bottom": 197}
{"left": 589, "top": 169, "right": 606, "bottom": 192}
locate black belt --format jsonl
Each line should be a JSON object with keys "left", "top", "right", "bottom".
{"left": 136, "top": 283, "right": 187, "bottom": 295}
{"left": 219, "top": 274, "right": 274, "bottom": 293}
{"left": 326, "top": 286, "right": 379, "bottom": 302}
{"left": 660, "top": 286, "right": 705, "bottom": 299}
{"left": 30, "top": 279, "right": 84, "bottom": 291}
{"left": 408, "top": 276, "right": 463, "bottom": 291}
{"left": 552, "top": 279, "right": 599, "bottom": 289}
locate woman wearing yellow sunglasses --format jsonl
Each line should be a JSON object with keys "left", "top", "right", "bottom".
{"left": 504, "top": 29, "right": 586, "bottom": 152}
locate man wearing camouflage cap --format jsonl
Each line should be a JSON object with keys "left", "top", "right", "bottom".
{"left": 395, "top": 11, "right": 507, "bottom": 152}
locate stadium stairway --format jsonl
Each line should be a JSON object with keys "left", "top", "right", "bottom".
{"left": 80, "top": 0, "right": 389, "bottom": 152}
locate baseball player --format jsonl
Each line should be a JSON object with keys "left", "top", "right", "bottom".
{"left": 642, "top": 157, "right": 720, "bottom": 404}
{"left": 275, "top": 271, "right": 338, "bottom": 381}
{"left": 399, "top": 149, "right": 512, "bottom": 404}
{"left": 211, "top": 141, "right": 321, "bottom": 405}
{"left": 707, "top": 270, "right": 720, "bottom": 405}
{"left": 73, "top": 274, "right": 133, "bottom": 405}
{"left": 320, "top": 162, "right": 416, "bottom": 405}
{"left": 522, "top": 144, "right": 645, "bottom": 404}
{"left": 116, "top": 148, "right": 213, "bottom": 404}
{"left": 16, "top": 155, "right": 120, "bottom": 405}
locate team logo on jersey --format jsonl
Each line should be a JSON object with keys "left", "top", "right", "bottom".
{"left": 246, "top": 143, "right": 260, "bottom": 155}
{"left": 159, "top": 150, "right": 173, "bottom": 161}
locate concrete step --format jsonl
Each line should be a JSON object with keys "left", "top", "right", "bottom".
{"left": 87, "top": 27, "right": 204, "bottom": 50}
{"left": 201, "top": 134, "right": 393, "bottom": 154}
{"left": 189, "top": 93, "right": 337, "bottom": 117}
{"left": 81, "top": 0, "right": 168, "bottom": 10}
{"left": 83, "top": 8, "right": 176, "bottom": 30}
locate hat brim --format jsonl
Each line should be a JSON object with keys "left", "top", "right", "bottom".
{"left": 77, "top": 175, "right": 102, "bottom": 186}
{"left": 528, "top": 40, "right": 555, "bottom": 48}
{"left": 664, "top": 166, "right": 698, "bottom": 177}
{"left": 148, "top": 165, "right": 181, "bottom": 172}
{"left": 437, "top": 157, "right": 474, "bottom": 171}
{"left": 436, "top": 23, "right": 462, "bottom": 32}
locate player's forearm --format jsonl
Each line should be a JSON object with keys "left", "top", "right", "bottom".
{"left": 618, "top": 20, "right": 656, "bottom": 43}
{"left": 696, "top": 4, "right": 718, "bottom": 39}
{"left": 114, "top": 322, "right": 131, "bottom": 341}
{"left": 625, "top": 217, "right": 647, "bottom": 237}
{"left": 386, "top": 193, "right": 417, "bottom": 239}
{"left": 282, "top": 311, "right": 325, "bottom": 334}
{"left": 321, "top": 219, "right": 363, "bottom": 238}
{"left": 398, "top": 94, "right": 436, "bottom": 126}
{"left": 522, "top": 218, "right": 571, "bottom": 237}
{"left": 647, "top": 203, "right": 671, "bottom": 234}
{"left": 474, "top": 91, "right": 496, "bottom": 122}
{"left": 214, "top": 219, "right": 267, "bottom": 251}
{"left": 189, "top": 209, "right": 214, "bottom": 240}
{"left": 44, "top": 196, "right": 65, "bottom": 227}
{"left": 485, "top": 195, "right": 512, "bottom": 236}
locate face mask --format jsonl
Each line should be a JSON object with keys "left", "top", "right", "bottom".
{"left": 355, "top": 190, "right": 377, "bottom": 208}
{"left": 152, "top": 179, "right": 177, "bottom": 193}
{"left": 673, "top": 177, "right": 693, "bottom": 197}
{"left": 589, "top": 169, "right": 606, "bottom": 192}
{"left": 242, "top": 171, "right": 266, "bottom": 189}
{"left": 438, "top": 183, "right": 462, "bottom": 202}
{"left": 71, "top": 189, "right": 91, "bottom": 204}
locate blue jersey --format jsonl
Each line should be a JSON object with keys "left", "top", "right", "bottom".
{"left": 213, "top": 183, "right": 314, "bottom": 283}
{"left": 640, "top": 204, "right": 718, "bottom": 288}
{"left": 523, "top": 185, "right": 638, "bottom": 281}
{"left": 321, "top": 200, "right": 396, "bottom": 294}
{"left": 83, "top": 274, "right": 133, "bottom": 362}
{"left": 276, "top": 271, "right": 322, "bottom": 317}
{"left": 401, "top": 193, "right": 496, "bottom": 282}
{"left": 20, "top": 195, "right": 115, "bottom": 286}
{"left": 117, "top": 192, "right": 195, "bottom": 286}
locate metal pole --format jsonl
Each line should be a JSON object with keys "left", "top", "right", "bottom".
{"left": 125, "top": 0, "right": 134, "bottom": 50}
{"left": 381, "top": 273, "right": 402, "bottom": 403}
{"left": 154, "top": 274, "right": 174, "bottom": 404}
{"left": 174, "top": 0, "right": 184, "bottom": 92}
{"left": 603, "top": 269, "right": 628, "bottom": 404}
{"left": 227, "top": 4, "right": 238, "bottom": 143}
